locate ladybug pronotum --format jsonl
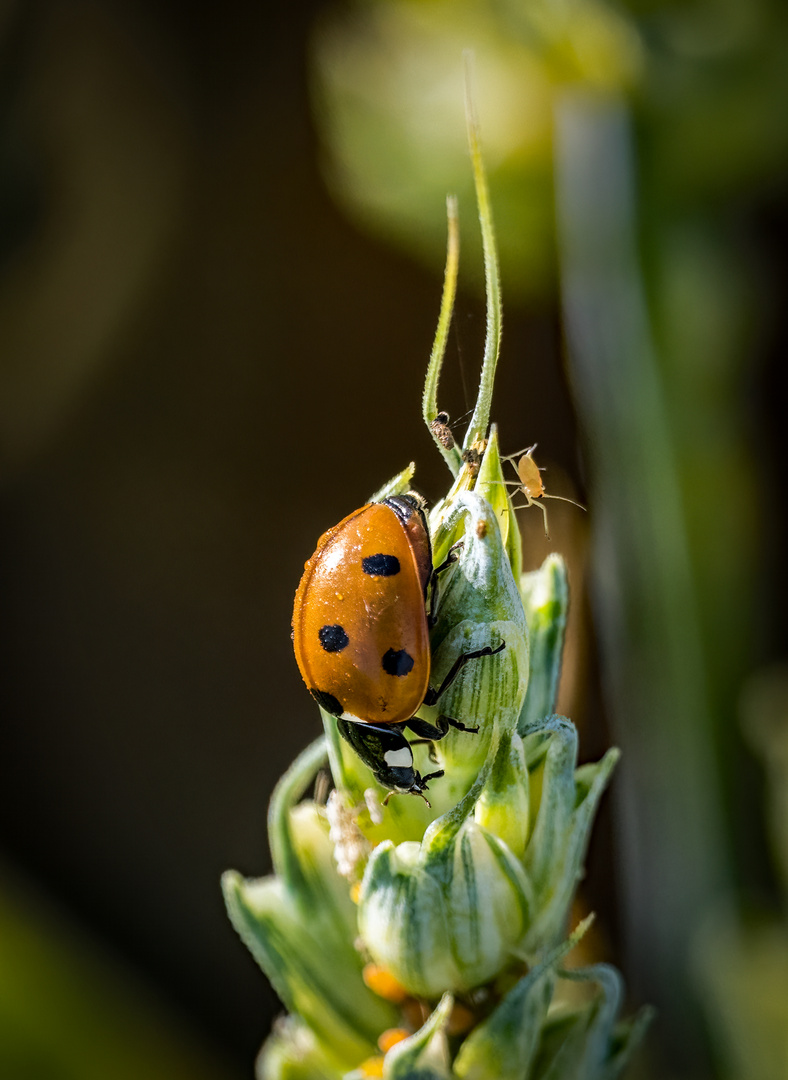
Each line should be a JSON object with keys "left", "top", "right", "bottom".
{"left": 292, "top": 494, "right": 503, "bottom": 802}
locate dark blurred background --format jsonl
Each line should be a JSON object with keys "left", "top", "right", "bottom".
{"left": 1, "top": 1, "right": 787, "bottom": 1078}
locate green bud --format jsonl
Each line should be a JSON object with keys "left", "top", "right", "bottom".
{"left": 223, "top": 870, "right": 386, "bottom": 1067}
{"left": 223, "top": 742, "right": 397, "bottom": 1064}
{"left": 521, "top": 719, "right": 619, "bottom": 952}
{"left": 427, "top": 492, "right": 529, "bottom": 793}
{"left": 531, "top": 965, "right": 653, "bottom": 1080}
{"left": 357, "top": 808, "right": 532, "bottom": 998}
{"left": 256, "top": 1016, "right": 343, "bottom": 1080}
{"left": 452, "top": 919, "right": 593, "bottom": 1080}
{"left": 519, "top": 554, "right": 569, "bottom": 733}
{"left": 383, "top": 995, "right": 454, "bottom": 1080}
{"left": 453, "top": 963, "right": 552, "bottom": 1080}
{"left": 473, "top": 426, "right": 522, "bottom": 583}
{"left": 473, "top": 731, "right": 530, "bottom": 861}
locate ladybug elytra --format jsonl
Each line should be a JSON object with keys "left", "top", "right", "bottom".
{"left": 292, "top": 494, "right": 503, "bottom": 802}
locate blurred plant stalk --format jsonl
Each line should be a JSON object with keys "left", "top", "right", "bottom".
{"left": 553, "top": 92, "right": 730, "bottom": 1061}
{"left": 693, "top": 666, "right": 788, "bottom": 1080}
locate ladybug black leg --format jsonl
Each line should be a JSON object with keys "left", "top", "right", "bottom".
{"left": 427, "top": 541, "right": 464, "bottom": 627}
{"left": 432, "top": 540, "right": 464, "bottom": 577}
{"left": 407, "top": 714, "right": 479, "bottom": 741}
{"left": 439, "top": 714, "right": 480, "bottom": 734}
{"left": 422, "top": 640, "right": 506, "bottom": 706}
{"left": 408, "top": 736, "right": 440, "bottom": 763}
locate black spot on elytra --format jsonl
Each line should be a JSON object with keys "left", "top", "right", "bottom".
{"left": 382, "top": 648, "right": 414, "bottom": 677}
{"left": 309, "top": 689, "right": 343, "bottom": 716}
{"left": 362, "top": 554, "right": 400, "bottom": 577}
{"left": 318, "top": 624, "right": 349, "bottom": 652}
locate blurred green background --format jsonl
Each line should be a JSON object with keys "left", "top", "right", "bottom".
{"left": 1, "top": 0, "right": 787, "bottom": 1077}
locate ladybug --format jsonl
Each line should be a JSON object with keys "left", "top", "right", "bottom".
{"left": 292, "top": 493, "right": 504, "bottom": 802}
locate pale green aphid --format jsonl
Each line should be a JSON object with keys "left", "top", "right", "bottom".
{"left": 498, "top": 444, "right": 587, "bottom": 540}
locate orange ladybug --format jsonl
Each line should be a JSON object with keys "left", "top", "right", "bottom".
{"left": 292, "top": 494, "right": 503, "bottom": 802}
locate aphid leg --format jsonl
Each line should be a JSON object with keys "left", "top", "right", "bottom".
{"left": 534, "top": 497, "right": 550, "bottom": 539}
{"left": 504, "top": 493, "right": 550, "bottom": 537}
{"left": 422, "top": 641, "right": 505, "bottom": 706}
{"left": 496, "top": 489, "right": 551, "bottom": 537}
{"left": 501, "top": 501, "right": 536, "bottom": 514}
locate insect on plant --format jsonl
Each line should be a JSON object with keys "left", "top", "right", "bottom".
{"left": 429, "top": 410, "right": 456, "bottom": 450}
{"left": 291, "top": 493, "right": 505, "bottom": 804}
{"left": 499, "top": 444, "right": 586, "bottom": 539}
{"left": 428, "top": 407, "right": 475, "bottom": 453}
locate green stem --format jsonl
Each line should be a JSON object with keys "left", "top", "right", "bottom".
{"left": 553, "top": 90, "right": 728, "bottom": 1065}
{"left": 423, "top": 195, "right": 463, "bottom": 476}
{"left": 463, "top": 51, "right": 503, "bottom": 453}
{"left": 268, "top": 737, "right": 329, "bottom": 889}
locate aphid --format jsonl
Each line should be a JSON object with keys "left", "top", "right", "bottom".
{"left": 429, "top": 411, "right": 456, "bottom": 450}
{"left": 499, "top": 444, "right": 585, "bottom": 539}
{"left": 429, "top": 408, "right": 476, "bottom": 458}
{"left": 292, "top": 494, "right": 504, "bottom": 803}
